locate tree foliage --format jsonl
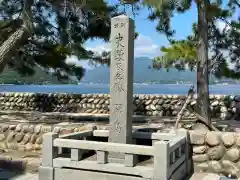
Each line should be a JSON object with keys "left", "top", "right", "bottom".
{"left": 0, "top": 0, "right": 120, "bottom": 82}
{"left": 151, "top": 1, "right": 240, "bottom": 79}
{"left": 141, "top": 0, "right": 237, "bottom": 126}
{"left": 152, "top": 40, "right": 197, "bottom": 71}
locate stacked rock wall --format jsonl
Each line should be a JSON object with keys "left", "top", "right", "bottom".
{"left": 2, "top": 123, "right": 240, "bottom": 176}
{"left": 0, "top": 92, "right": 236, "bottom": 119}
{"left": 0, "top": 123, "right": 91, "bottom": 152}
{"left": 190, "top": 131, "right": 240, "bottom": 177}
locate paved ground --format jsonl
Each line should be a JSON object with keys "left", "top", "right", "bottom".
{"left": 13, "top": 174, "right": 37, "bottom": 180}
{"left": 0, "top": 172, "right": 230, "bottom": 180}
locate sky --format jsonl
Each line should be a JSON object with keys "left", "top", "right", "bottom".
{"left": 66, "top": 0, "right": 232, "bottom": 69}
{"left": 87, "top": 1, "right": 198, "bottom": 57}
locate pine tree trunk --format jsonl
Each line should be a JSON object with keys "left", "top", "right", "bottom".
{"left": 0, "top": 26, "right": 29, "bottom": 72}
{"left": 0, "top": 0, "right": 34, "bottom": 72}
{"left": 196, "top": 1, "right": 211, "bottom": 126}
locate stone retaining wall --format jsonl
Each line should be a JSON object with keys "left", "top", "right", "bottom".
{"left": 190, "top": 131, "right": 240, "bottom": 177}
{"left": 0, "top": 92, "right": 236, "bottom": 119}
{"left": 0, "top": 123, "right": 93, "bottom": 152}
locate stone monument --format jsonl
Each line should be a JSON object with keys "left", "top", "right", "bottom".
{"left": 108, "top": 14, "right": 134, "bottom": 161}
{"left": 39, "top": 14, "right": 189, "bottom": 180}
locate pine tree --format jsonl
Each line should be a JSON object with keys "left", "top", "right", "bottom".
{"left": 0, "top": 0, "right": 120, "bottom": 82}
{"left": 143, "top": 0, "right": 235, "bottom": 126}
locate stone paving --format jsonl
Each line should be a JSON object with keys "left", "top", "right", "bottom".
{"left": 0, "top": 171, "right": 235, "bottom": 180}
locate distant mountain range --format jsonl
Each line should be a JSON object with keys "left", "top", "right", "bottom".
{"left": 0, "top": 67, "right": 64, "bottom": 84}
{"left": 82, "top": 57, "right": 231, "bottom": 84}
{"left": 0, "top": 57, "right": 237, "bottom": 85}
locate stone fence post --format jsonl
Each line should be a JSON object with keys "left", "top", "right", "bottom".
{"left": 39, "top": 132, "right": 58, "bottom": 180}
{"left": 177, "top": 129, "right": 191, "bottom": 175}
{"left": 153, "top": 141, "right": 169, "bottom": 180}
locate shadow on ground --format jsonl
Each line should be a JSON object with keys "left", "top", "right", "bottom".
{"left": 0, "top": 158, "right": 27, "bottom": 179}
{"left": 0, "top": 168, "right": 25, "bottom": 179}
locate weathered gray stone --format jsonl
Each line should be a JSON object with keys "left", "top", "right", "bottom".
{"left": 28, "top": 125, "right": 35, "bottom": 133}
{"left": 189, "top": 131, "right": 205, "bottom": 145}
{"left": 22, "top": 125, "right": 29, "bottom": 133}
{"left": 0, "top": 133, "right": 5, "bottom": 141}
{"left": 34, "top": 125, "right": 42, "bottom": 134}
{"left": 192, "top": 154, "right": 209, "bottom": 163}
{"left": 41, "top": 126, "right": 52, "bottom": 133}
{"left": 30, "top": 134, "right": 38, "bottom": 144}
{"left": 220, "top": 106, "right": 228, "bottom": 112}
{"left": 7, "top": 142, "right": 17, "bottom": 150}
{"left": 211, "top": 101, "right": 219, "bottom": 106}
{"left": 191, "top": 173, "right": 221, "bottom": 180}
{"left": 193, "top": 146, "right": 207, "bottom": 154}
{"left": 206, "top": 132, "right": 221, "bottom": 146}
{"left": 157, "top": 99, "right": 164, "bottom": 105}
{"left": 33, "top": 144, "right": 42, "bottom": 150}
{"left": 208, "top": 160, "right": 222, "bottom": 173}
{"left": 2, "top": 125, "right": 8, "bottom": 132}
{"left": 15, "top": 124, "right": 22, "bottom": 132}
{"left": 222, "top": 133, "right": 235, "bottom": 147}
{"left": 15, "top": 133, "right": 24, "bottom": 142}
{"left": 9, "top": 125, "right": 16, "bottom": 130}
{"left": 108, "top": 15, "right": 134, "bottom": 160}
{"left": 7, "top": 132, "right": 16, "bottom": 143}
{"left": 0, "top": 92, "right": 237, "bottom": 122}
{"left": 25, "top": 143, "right": 33, "bottom": 151}
{"left": 195, "top": 162, "right": 209, "bottom": 171}
{"left": 152, "top": 99, "right": 159, "bottom": 105}
{"left": 53, "top": 127, "right": 61, "bottom": 133}
{"left": 225, "top": 148, "right": 240, "bottom": 162}
{"left": 22, "top": 133, "right": 31, "bottom": 144}
{"left": 0, "top": 142, "right": 7, "bottom": 150}
{"left": 235, "top": 135, "right": 240, "bottom": 147}
{"left": 222, "top": 160, "right": 240, "bottom": 177}
{"left": 207, "top": 145, "right": 225, "bottom": 160}
{"left": 145, "top": 100, "right": 152, "bottom": 105}
{"left": 150, "top": 105, "right": 156, "bottom": 110}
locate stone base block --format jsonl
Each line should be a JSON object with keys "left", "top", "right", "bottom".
{"left": 54, "top": 168, "right": 147, "bottom": 180}
{"left": 39, "top": 166, "right": 54, "bottom": 180}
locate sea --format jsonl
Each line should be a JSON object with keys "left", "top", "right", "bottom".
{"left": 0, "top": 83, "right": 239, "bottom": 95}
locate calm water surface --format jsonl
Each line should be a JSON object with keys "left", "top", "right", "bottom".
{"left": 0, "top": 83, "right": 239, "bottom": 95}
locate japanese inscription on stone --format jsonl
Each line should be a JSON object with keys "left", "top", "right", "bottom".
{"left": 109, "top": 15, "right": 134, "bottom": 149}
{"left": 113, "top": 31, "right": 125, "bottom": 93}
{"left": 114, "top": 21, "right": 125, "bottom": 28}
{"left": 111, "top": 19, "right": 126, "bottom": 135}
{"left": 112, "top": 104, "right": 123, "bottom": 134}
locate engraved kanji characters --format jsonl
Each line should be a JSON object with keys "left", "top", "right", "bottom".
{"left": 116, "top": 33, "right": 124, "bottom": 48}
{"left": 112, "top": 104, "right": 123, "bottom": 134}
{"left": 113, "top": 32, "right": 125, "bottom": 92}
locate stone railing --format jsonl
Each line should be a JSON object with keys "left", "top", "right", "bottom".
{"left": 3, "top": 122, "right": 240, "bottom": 177}
{"left": 190, "top": 131, "right": 240, "bottom": 177}
{"left": 0, "top": 92, "right": 236, "bottom": 119}
{"left": 39, "top": 130, "right": 189, "bottom": 180}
